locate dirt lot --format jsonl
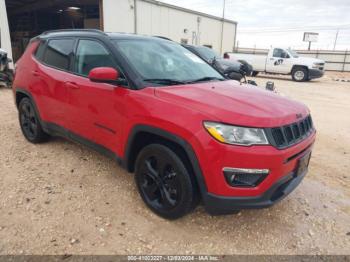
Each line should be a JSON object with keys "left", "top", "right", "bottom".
{"left": 0, "top": 72, "right": 349, "bottom": 255}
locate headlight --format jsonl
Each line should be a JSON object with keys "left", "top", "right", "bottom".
{"left": 204, "top": 121, "right": 269, "bottom": 146}
{"left": 312, "top": 62, "right": 323, "bottom": 68}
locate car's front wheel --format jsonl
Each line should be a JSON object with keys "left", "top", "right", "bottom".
{"left": 18, "top": 97, "right": 49, "bottom": 143}
{"left": 292, "top": 67, "right": 308, "bottom": 82}
{"left": 135, "top": 144, "right": 198, "bottom": 219}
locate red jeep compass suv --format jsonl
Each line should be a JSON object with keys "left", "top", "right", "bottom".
{"left": 13, "top": 29, "right": 316, "bottom": 219}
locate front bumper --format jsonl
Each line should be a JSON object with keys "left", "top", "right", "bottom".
{"left": 309, "top": 69, "right": 324, "bottom": 79}
{"left": 203, "top": 169, "right": 307, "bottom": 214}
{"left": 191, "top": 128, "right": 316, "bottom": 214}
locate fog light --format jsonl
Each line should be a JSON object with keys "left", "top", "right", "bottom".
{"left": 223, "top": 168, "right": 269, "bottom": 187}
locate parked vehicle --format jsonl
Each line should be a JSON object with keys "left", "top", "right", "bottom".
{"left": 0, "top": 48, "right": 14, "bottom": 88}
{"left": 224, "top": 48, "right": 325, "bottom": 82}
{"left": 182, "top": 44, "right": 253, "bottom": 82}
{"left": 13, "top": 30, "right": 316, "bottom": 219}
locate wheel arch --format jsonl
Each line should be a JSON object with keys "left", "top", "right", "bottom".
{"left": 124, "top": 125, "right": 208, "bottom": 196}
{"left": 15, "top": 88, "right": 43, "bottom": 123}
{"left": 291, "top": 65, "right": 309, "bottom": 74}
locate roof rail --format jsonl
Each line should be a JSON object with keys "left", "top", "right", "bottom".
{"left": 41, "top": 29, "right": 107, "bottom": 36}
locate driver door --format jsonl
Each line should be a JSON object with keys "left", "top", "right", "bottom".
{"left": 266, "top": 48, "right": 292, "bottom": 74}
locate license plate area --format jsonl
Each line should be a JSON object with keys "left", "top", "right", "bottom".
{"left": 296, "top": 152, "right": 311, "bottom": 176}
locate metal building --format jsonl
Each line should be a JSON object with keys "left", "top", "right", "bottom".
{"left": 0, "top": 0, "right": 237, "bottom": 63}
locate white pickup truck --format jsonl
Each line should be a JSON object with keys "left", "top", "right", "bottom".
{"left": 224, "top": 48, "right": 325, "bottom": 82}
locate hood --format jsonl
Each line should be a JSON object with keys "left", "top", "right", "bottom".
{"left": 296, "top": 56, "right": 324, "bottom": 65}
{"left": 216, "top": 58, "right": 241, "bottom": 69}
{"left": 154, "top": 80, "right": 309, "bottom": 128}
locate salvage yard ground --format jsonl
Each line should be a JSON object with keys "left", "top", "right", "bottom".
{"left": 0, "top": 72, "right": 349, "bottom": 255}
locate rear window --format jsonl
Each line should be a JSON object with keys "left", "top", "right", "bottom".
{"left": 35, "top": 41, "right": 46, "bottom": 60}
{"left": 42, "top": 39, "right": 75, "bottom": 71}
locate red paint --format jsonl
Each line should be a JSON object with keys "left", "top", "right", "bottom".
{"left": 13, "top": 40, "right": 316, "bottom": 198}
{"left": 88, "top": 67, "right": 119, "bottom": 82}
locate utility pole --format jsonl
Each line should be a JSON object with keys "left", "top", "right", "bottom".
{"left": 333, "top": 29, "right": 339, "bottom": 50}
{"left": 220, "top": 0, "right": 226, "bottom": 55}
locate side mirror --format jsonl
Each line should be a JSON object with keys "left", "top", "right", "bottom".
{"left": 88, "top": 67, "right": 120, "bottom": 84}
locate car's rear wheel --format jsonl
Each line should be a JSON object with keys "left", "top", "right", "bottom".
{"left": 135, "top": 144, "right": 197, "bottom": 219}
{"left": 18, "top": 98, "right": 49, "bottom": 143}
{"left": 292, "top": 67, "right": 308, "bottom": 82}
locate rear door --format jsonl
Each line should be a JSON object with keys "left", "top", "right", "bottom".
{"left": 266, "top": 48, "right": 292, "bottom": 74}
{"left": 33, "top": 38, "right": 76, "bottom": 128}
{"left": 65, "top": 38, "right": 128, "bottom": 153}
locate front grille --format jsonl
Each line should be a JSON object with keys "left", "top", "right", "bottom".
{"left": 266, "top": 115, "right": 314, "bottom": 149}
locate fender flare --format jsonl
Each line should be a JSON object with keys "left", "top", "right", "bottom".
{"left": 124, "top": 125, "right": 208, "bottom": 195}
{"left": 15, "top": 88, "right": 43, "bottom": 122}
{"left": 291, "top": 65, "right": 309, "bottom": 74}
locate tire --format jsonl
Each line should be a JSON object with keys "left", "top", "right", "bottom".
{"left": 252, "top": 71, "right": 259, "bottom": 77}
{"left": 292, "top": 67, "right": 308, "bottom": 82}
{"left": 18, "top": 97, "right": 49, "bottom": 143}
{"left": 135, "top": 144, "right": 198, "bottom": 219}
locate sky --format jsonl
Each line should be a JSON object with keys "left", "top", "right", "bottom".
{"left": 161, "top": 0, "right": 350, "bottom": 50}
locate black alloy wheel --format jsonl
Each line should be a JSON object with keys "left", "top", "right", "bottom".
{"left": 135, "top": 144, "right": 198, "bottom": 219}
{"left": 19, "top": 98, "right": 48, "bottom": 143}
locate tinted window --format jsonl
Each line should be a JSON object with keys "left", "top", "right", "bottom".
{"left": 35, "top": 41, "right": 46, "bottom": 60}
{"left": 74, "top": 40, "right": 116, "bottom": 76}
{"left": 43, "top": 39, "right": 75, "bottom": 70}
{"left": 273, "top": 48, "right": 289, "bottom": 58}
{"left": 195, "top": 46, "right": 220, "bottom": 61}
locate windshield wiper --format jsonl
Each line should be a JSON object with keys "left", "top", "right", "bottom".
{"left": 186, "top": 76, "right": 225, "bottom": 84}
{"left": 143, "top": 78, "right": 186, "bottom": 86}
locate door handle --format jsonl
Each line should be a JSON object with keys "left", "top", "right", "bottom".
{"left": 65, "top": 81, "right": 80, "bottom": 89}
{"left": 32, "top": 70, "right": 41, "bottom": 77}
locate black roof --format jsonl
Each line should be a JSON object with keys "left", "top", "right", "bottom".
{"left": 35, "top": 29, "right": 171, "bottom": 42}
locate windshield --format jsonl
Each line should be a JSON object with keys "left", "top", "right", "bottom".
{"left": 288, "top": 48, "right": 299, "bottom": 58}
{"left": 194, "top": 46, "right": 220, "bottom": 61}
{"left": 113, "top": 39, "right": 224, "bottom": 85}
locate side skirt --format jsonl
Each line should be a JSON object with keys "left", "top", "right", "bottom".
{"left": 42, "top": 122, "right": 124, "bottom": 166}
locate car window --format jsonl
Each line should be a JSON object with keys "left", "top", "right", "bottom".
{"left": 35, "top": 41, "right": 46, "bottom": 60}
{"left": 273, "top": 48, "right": 289, "bottom": 58}
{"left": 43, "top": 39, "right": 75, "bottom": 71}
{"left": 113, "top": 39, "right": 223, "bottom": 82}
{"left": 195, "top": 46, "right": 220, "bottom": 61}
{"left": 74, "top": 39, "right": 116, "bottom": 77}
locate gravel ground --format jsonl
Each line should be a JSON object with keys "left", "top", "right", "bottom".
{"left": 0, "top": 73, "right": 349, "bottom": 255}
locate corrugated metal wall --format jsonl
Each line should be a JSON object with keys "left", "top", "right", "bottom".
{"left": 0, "top": 0, "right": 13, "bottom": 68}
{"left": 103, "top": 0, "right": 237, "bottom": 55}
